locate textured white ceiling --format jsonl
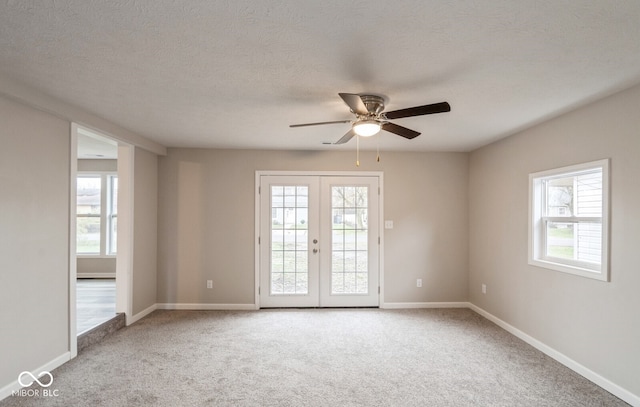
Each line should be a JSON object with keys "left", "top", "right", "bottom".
{"left": 1, "top": 1, "right": 640, "bottom": 152}
{"left": 77, "top": 127, "right": 118, "bottom": 159}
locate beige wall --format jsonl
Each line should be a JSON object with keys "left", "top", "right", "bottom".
{"left": 77, "top": 158, "right": 117, "bottom": 172}
{"left": 77, "top": 257, "right": 116, "bottom": 277}
{"left": 132, "top": 147, "right": 158, "bottom": 315}
{"left": 469, "top": 84, "right": 640, "bottom": 396}
{"left": 157, "top": 149, "right": 469, "bottom": 305}
{"left": 0, "top": 95, "right": 70, "bottom": 387}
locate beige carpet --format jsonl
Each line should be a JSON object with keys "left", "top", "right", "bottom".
{"left": 2, "top": 308, "right": 628, "bottom": 406}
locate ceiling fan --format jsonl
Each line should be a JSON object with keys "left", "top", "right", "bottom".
{"left": 290, "top": 93, "right": 451, "bottom": 144}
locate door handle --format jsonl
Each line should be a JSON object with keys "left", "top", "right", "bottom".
{"left": 313, "top": 248, "right": 319, "bottom": 254}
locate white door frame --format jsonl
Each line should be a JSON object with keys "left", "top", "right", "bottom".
{"left": 69, "top": 125, "right": 78, "bottom": 358}
{"left": 254, "top": 171, "right": 384, "bottom": 308}
{"left": 115, "top": 144, "right": 134, "bottom": 324}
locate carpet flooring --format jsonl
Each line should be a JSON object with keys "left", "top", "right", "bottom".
{"left": 1, "top": 308, "right": 628, "bottom": 406}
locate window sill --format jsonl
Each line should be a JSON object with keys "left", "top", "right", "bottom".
{"left": 77, "top": 255, "right": 117, "bottom": 259}
{"left": 528, "top": 258, "right": 607, "bottom": 281}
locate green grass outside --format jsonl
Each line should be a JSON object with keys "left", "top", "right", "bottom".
{"left": 548, "top": 227, "right": 573, "bottom": 239}
{"left": 547, "top": 245, "right": 574, "bottom": 259}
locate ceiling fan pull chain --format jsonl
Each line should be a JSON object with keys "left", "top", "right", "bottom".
{"left": 376, "top": 134, "right": 381, "bottom": 163}
{"left": 356, "top": 135, "right": 360, "bottom": 167}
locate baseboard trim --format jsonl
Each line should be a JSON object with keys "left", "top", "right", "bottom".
{"left": 156, "top": 303, "right": 257, "bottom": 311}
{"left": 381, "top": 301, "right": 470, "bottom": 309}
{"left": 0, "top": 351, "right": 70, "bottom": 401}
{"left": 76, "top": 273, "right": 116, "bottom": 279}
{"left": 468, "top": 303, "right": 640, "bottom": 407}
{"left": 128, "top": 303, "right": 158, "bottom": 325}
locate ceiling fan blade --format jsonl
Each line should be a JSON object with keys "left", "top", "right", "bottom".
{"left": 384, "top": 101, "right": 450, "bottom": 120}
{"left": 381, "top": 122, "right": 421, "bottom": 139}
{"left": 339, "top": 93, "right": 369, "bottom": 115}
{"left": 290, "top": 120, "right": 351, "bottom": 128}
{"left": 334, "top": 128, "right": 356, "bottom": 144}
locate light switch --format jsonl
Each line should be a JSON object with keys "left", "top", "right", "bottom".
{"left": 384, "top": 220, "right": 394, "bottom": 229}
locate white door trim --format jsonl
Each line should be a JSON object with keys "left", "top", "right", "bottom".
{"left": 254, "top": 171, "right": 384, "bottom": 308}
{"left": 69, "top": 124, "right": 79, "bottom": 358}
{"left": 115, "top": 144, "right": 134, "bottom": 324}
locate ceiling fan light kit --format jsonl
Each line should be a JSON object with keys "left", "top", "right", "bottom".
{"left": 352, "top": 119, "right": 381, "bottom": 137}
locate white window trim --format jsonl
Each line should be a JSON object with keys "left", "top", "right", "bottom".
{"left": 528, "top": 159, "right": 610, "bottom": 281}
{"left": 77, "top": 171, "right": 118, "bottom": 258}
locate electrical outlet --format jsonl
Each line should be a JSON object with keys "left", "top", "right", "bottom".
{"left": 416, "top": 278, "right": 422, "bottom": 288}
{"left": 482, "top": 283, "right": 487, "bottom": 294}
{"left": 384, "top": 220, "right": 394, "bottom": 229}
{"left": 207, "top": 280, "right": 213, "bottom": 289}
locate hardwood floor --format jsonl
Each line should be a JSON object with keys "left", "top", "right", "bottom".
{"left": 76, "top": 278, "right": 116, "bottom": 335}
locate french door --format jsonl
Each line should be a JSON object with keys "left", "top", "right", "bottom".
{"left": 259, "top": 175, "right": 380, "bottom": 307}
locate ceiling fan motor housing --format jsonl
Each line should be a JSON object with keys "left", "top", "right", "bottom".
{"left": 359, "top": 94, "right": 385, "bottom": 116}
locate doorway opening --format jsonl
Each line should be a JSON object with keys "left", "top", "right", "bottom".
{"left": 71, "top": 125, "right": 133, "bottom": 354}
{"left": 256, "top": 172, "right": 383, "bottom": 308}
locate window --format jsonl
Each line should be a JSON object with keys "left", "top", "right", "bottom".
{"left": 77, "top": 173, "right": 118, "bottom": 256}
{"left": 529, "top": 159, "right": 609, "bottom": 280}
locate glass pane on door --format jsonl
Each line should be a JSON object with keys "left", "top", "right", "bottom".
{"left": 331, "top": 186, "right": 369, "bottom": 294}
{"left": 270, "top": 185, "right": 309, "bottom": 294}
